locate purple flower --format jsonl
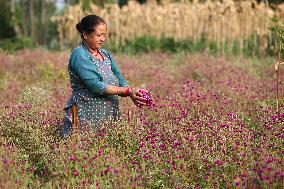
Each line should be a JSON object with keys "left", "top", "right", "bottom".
{"left": 159, "top": 143, "right": 165, "bottom": 150}
{"left": 235, "top": 181, "right": 240, "bottom": 186}
{"left": 139, "top": 89, "right": 153, "bottom": 107}
{"left": 132, "top": 161, "right": 138, "bottom": 165}
{"left": 214, "top": 159, "right": 224, "bottom": 166}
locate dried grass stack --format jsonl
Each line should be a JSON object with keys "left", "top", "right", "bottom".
{"left": 51, "top": 0, "right": 278, "bottom": 53}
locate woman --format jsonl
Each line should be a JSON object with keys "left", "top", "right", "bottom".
{"left": 62, "top": 14, "right": 150, "bottom": 137}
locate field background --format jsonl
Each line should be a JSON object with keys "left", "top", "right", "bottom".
{"left": 0, "top": 0, "right": 284, "bottom": 188}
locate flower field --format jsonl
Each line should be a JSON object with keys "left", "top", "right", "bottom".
{"left": 0, "top": 49, "right": 283, "bottom": 188}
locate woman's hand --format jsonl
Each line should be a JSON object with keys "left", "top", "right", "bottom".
{"left": 129, "top": 88, "right": 148, "bottom": 108}
{"left": 130, "top": 88, "right": 153, "bottom": 108}
{"left": 136, "top": 88, "right": 151, "bottom": 97}
{"left": 104, "top": 85, "right": 152, "bottom": 105}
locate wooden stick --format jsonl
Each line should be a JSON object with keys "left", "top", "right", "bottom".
{"left": 71, "top": 105, "right": 79, "bottom": 143}
{"left": 72, "top": 105, "right": 79, "bottom": 129}
{"left": 276, "top": 40, "right": 281, "bottom": 112}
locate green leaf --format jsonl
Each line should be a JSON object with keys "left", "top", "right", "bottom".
{"left": 270, "top": 17, "right": 278, "bottom": 23}
{"left": 269, "top": 27, "right": 276, "bottom": 32}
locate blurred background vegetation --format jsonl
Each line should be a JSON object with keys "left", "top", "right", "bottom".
{"left": 0, "top": 0, "right": 284, "bottom": 57}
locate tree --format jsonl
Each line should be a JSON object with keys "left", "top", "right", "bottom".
{"left": 20, "top": 0, "right": 28, "bottom": 37}
{"left": 10, "top": 0, "right": 20, "bottom": 35}
{"left": 0, "top": 0, "right": 16, "bottom": 39}
{"left": 29, "top": 0, "right": 35, "bottom": 42}
{"left": 39, "top": 0, "right": 45, "bottom": 44}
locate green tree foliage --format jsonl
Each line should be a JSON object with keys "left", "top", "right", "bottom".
{"left": 269, "top": 17, "right": 284, "bottom": 57}
{"left": 0, "top": 0, "right": 16, "bottom": 39}
{"left": 0, "top": 0, "right": 58, "bottom": 51}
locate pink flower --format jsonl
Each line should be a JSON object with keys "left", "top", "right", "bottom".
{"left": 69, "top": 155, "right": 77, "bottom": 161}
{"left": 73, "top": 169, "right": 79, "bottom": 177}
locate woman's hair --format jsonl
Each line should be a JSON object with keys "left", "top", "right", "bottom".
{"left": 76, "top": 15, "right": 106, "bottom": 38}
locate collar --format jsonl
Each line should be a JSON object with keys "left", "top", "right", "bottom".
{"left": 80, "top": 41, "right": 101, "bottom": 56}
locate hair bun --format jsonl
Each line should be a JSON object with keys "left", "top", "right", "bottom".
{"left": 76, "top": 22, "right": 83, "bottom": 33}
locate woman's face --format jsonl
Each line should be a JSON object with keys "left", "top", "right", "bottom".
{"left": 84, "top": 23, "right": 107, "bottom": 50}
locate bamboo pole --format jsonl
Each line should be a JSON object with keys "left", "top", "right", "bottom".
{"left": 71, "top": 105, "right": 79, "bottom": 144}
{"left": 275, "top": 52, "right": 284, "bottom": 113}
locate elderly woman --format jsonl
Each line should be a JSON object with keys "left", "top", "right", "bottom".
{"left": 62, "top": 14, "right": 151, "bottom": 137}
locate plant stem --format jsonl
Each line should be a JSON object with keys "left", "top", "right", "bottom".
{"left": 276, "top": 38, "right": 281, "bottom": 113}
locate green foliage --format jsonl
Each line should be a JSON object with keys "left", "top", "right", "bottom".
{"left": 36, "top": 61, "right": 57, "bottom": 81}
{"left": 1, "top": 113, "right": 57, "bottom": 181}
{"left": 0, "top": 0, "right": 16, "bottom": 39}
{"left": 232, "top": 40, "right": 240, "bottom": 56}
{"left": 243, "top": 34, "right": 260, "bottom": 57}
{"left": 195, "top": 33, "right": 207, "bottom": 52}
{"left": 209, "top": 41, "right": 218, "bottom": 55}
{"left": 159, "top": 36, "right": 178, "bottom": 53}
{"left": 123, "top": 36, "right": 159, "bottom": 54}
{"left": 269, "top": 17, "right": 284, "bottom": 58}
{"left": 0, "top": 0, "right": 58, "bottom": 49}
{"left": 268, "top": 0, "right": 284, "bottom": 5}
{"left": 104, "top": 34, "right": 266, "bottom": 57}
{"left": 260, "top": 97, "right": 284, "bottom": 107}
{"left": 1, "top": 83, "right": 61, "bottom": 182}
{"left": 0, "top": 37, "right": 35, "bottom": 52}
